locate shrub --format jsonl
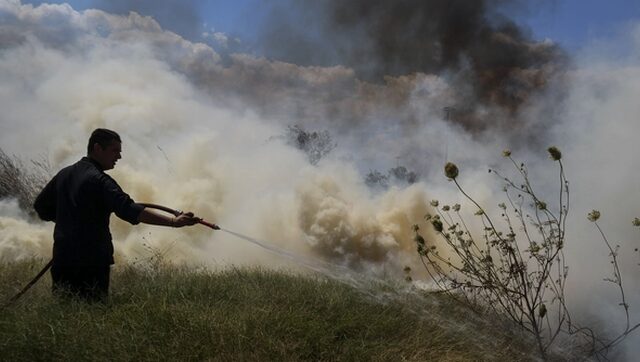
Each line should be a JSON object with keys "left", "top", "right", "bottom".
{"left": 283, "top": 125, "right": 336, "bottom": 165}
{"left": 365, "top": 165, "right": 419, "bottom": 189}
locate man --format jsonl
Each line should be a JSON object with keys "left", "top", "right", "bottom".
{"left": 34, "top": 128, "right": 200, "bottom": 302}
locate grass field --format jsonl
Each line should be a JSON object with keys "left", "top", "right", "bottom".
{"left": 0, "top": 259, "right": 551, "bottom": 361}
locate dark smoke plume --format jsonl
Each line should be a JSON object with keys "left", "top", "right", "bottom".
{"left": 260, "top": 0, "right": 566, "bottom": 130}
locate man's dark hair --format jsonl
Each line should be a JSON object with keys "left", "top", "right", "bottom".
{"left": 87, "top": 128, "right": 121, "bottom": 154}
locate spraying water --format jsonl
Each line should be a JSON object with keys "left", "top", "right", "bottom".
{"left": 219, "top": 227, "right": 390, "bottom": 294}
{"left": 221, "top": 227, "right": 329, "bottom": 271}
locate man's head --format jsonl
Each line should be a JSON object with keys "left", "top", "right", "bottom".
{"left": 87, "top": 128, "right": 122, "bottom": 170}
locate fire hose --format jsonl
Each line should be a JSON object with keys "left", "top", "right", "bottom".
{"left": 1, "top": 203, "right": 219, "bottom": 309}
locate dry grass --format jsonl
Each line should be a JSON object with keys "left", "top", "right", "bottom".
{"left": 0, "top": 260, "right": 544, "bottom": 361}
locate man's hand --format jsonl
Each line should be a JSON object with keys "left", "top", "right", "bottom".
{"left": 172, "top": 212, "right": 201, "bottom": 227}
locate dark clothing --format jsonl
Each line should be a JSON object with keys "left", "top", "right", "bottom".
{"left": 51, "top": 264, "right": 110, "bottom": 303}
{"left": 34, "top": 157, "right": 144, "bottom": 266}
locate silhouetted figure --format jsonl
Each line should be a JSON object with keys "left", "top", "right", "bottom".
{"left": 34, "top": 128, "right": 200, "bottom": 302}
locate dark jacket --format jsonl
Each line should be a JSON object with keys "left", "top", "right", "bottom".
{"left": 33, "top": 157, "right": 144, "bottom": 266}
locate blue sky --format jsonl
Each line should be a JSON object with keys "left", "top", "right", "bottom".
{"left": 21, "top": 0, "right": 640, "bottom": 54}
{"left": 515, "top": 0, "right": 640, "bottom": 51}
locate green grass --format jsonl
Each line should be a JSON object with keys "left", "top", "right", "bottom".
{"left": 0, "top": 259, "right": 541, "bottom": 361}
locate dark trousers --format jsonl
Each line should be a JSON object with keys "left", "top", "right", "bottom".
{"left": 51, "top": 265, "right": 110, "bottom": 303}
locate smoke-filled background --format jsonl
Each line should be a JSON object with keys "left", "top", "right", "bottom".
{"left": 0, "top": 0, "right": 639, "bottom": 358}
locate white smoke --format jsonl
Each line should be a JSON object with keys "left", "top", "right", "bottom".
{"left": 0, "top": 199, "right": 51, "bottom": 261}
{"left": 0, "top": 1, "right": 436, "bottom": 276}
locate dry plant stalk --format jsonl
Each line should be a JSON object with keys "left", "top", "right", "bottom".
{"left": 0, "top": 148, "right": 51, "bottom": 217}
{"left": 414, "top": 147, "right": 639, "bottom": 360}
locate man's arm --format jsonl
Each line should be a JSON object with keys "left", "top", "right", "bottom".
{"left": 100, "top": 175, "right": 200, "bottom": 227}
{"left": 137, "top": 207, "right": 200, "bottom": 227}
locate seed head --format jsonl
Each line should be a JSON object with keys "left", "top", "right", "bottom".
{"left": 431, "top": 219, "right": 443, "bottom": 233}
{"left": 453, "top": 204, "right": 461, "bottom": 212}
{"left": 536, "top": 201, "right": 547, "bottom": 210}
{"left": 444, "top": 162, "right": 459, "bottom": 179}
{"left": 547, "top": 146, "right": 562, "bottom": 161}
{"left": 539, "top": 303, "right": 547, "bottom": 318}
{"left": 430, "top": 200, "right": 439, "bottom": 207}
{"left": 442, "top": 205, "right": 450, "bottom": 212}
{"left": 633, "top": 218, "right": 640, "bottom": 227}
{"left": 587, "top": 210, "right": 601, "bottom": 222}
{"left": 502, "top": 149, "right": 511, "bottom": 157}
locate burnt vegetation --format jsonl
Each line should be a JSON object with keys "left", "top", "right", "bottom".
{"left": 283, "top": 125, "right": 337, "bottom": 165}
{"left": 365, "top": 166, "right": 419, "bottom": 189}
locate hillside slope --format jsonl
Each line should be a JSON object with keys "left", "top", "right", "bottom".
{"left": 0, "top": 260, "right": 543, "bottom": 361}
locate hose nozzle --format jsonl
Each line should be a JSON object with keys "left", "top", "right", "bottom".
{"left": 198, "top": 220, "right": 220, "bottom": 230}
